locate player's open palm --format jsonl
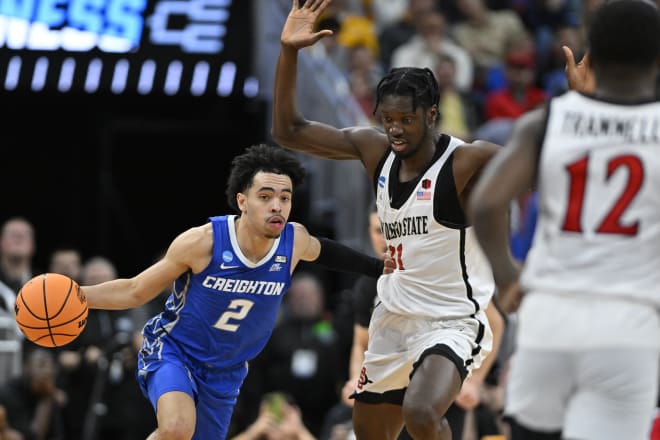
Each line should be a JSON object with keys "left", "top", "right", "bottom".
{"left": 281, "top": 0, "right": 334, "bottom": 49}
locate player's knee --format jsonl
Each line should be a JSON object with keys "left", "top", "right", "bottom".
{"left": 156, "top": 419, "right": 195, "bottom": 440}
{"left": 402, "top": 400, "right": 440, "bottom": 436}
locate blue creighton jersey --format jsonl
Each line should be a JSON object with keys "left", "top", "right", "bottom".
{"left": 140, "top": 215, "right": 294, "bottom": 370}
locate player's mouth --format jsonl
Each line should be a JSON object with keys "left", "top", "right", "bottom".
{"left": 267, "top": 216, "right": 285, "bottom": 231}
{"left": 390, "top": 138, "right": 407, "bottom": 152}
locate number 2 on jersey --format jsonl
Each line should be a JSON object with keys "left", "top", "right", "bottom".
{"left": 562, "top": 154, "right": 643, "bottom": 235}
{"left": 388, "top": 243, "right": 405, "bottom": 270}
{"left": 214, "top": 299, "right": 254, "bottom": 332}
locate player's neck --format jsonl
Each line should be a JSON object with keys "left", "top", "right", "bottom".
{"left": 399, "top": 134, "right": 440, "bottom": 180}
{"left": 595, "top": 70, "right": 657, "bottom": 102}
{"left": 233, "top": 217, "right": 275, "bottom": 263}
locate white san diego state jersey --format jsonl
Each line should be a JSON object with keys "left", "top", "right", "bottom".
{"left": 521, "top": 91, "right": 660, "bottom": 308}
{"left": 375, "top": 135, "right": 494, "bottom": 318}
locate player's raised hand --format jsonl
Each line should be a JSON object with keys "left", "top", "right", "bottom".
{"left": 281, "top": 0, "right": 334, "bottom": 49}
{"left": 562, "top": 45, "right": 595, "bottom": 93}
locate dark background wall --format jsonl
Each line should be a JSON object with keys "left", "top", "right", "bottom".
{"left": 1, "top": 92, "right": 269, "bottom": 276}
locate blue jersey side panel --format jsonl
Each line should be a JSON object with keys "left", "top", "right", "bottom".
{"left": 140, "top": 215, "right": 294, "bottom": 370}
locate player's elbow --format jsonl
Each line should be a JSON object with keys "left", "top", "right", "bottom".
{"left": 467, "top": 193, "right": 492, "bottom": 224}
{"left": 270, "top": 126, "right": 288, "bottom": 146}
{"left": 467, "top": 194, "right": 506, "bottom": 234}
{"left": 271, "top": 123, "right": 299, "bottom": 147}
{"left": 272, "top": 113, "right": 310, "bottom": 143}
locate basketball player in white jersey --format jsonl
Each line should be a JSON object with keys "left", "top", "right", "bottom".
{"left": 272, "top": 1, "right": 502, "bottom": 438}
{"left": 469, "top": 1, "right": 660, "bottom": 439}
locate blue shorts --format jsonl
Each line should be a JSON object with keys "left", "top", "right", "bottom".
{"left": 136, "top": 340, "right": 248, "bottom": 440}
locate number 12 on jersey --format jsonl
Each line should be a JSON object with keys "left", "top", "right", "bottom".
{"left": 562, "top": 153, "right": 643, "bottom": 236}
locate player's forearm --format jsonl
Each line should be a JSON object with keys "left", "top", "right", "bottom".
{"left": 313, "top": 237, "right": 383, "bottom": 277}
{"left": 84, "top": 279, "right": 144, "bottom": 310}
{"left": 271, "top": 45, "right": 307, "bottom": 145}
{"left": 470, "top": 208, "right": 518, "bottom": 288}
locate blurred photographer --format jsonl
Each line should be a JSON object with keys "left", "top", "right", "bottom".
{"left": 0, "top": 348, "right": 65, "bottom": 440}
{"left": 231, "top": 392, "right": 316, "bottom": 440}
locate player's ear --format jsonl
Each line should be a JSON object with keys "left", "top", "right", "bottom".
{"left": 427, "top": 106, "right": 439, "bottom": 126}
{"left": 236, "top": 193, "right": 247, "bottom": 213}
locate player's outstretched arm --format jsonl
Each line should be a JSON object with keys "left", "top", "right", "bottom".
{"left": 291, "top": 222, "right": 394, "bottom": 277}
{"left": 271, "top": 0, "right": 386, "bottom": 168}
{"left": 84, "top": 226, "right": 208, "bottom": 310}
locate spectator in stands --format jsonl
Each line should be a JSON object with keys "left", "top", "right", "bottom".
{"left": 0, "top": 218, "right": 37, "bottom": 302}
{"left": 377, "top": 0, "right": 438, "bottom": 70}
{"left": 483, "top": 45, "right": 548, "bottom": 121}
{"left": 434, "top": 54, "right": 481, "bottom": 140}
{"left": 0, "top": 348, "right": 65, "bottom": 440}
{"left": 391, "top": 11, "right": 474, "bottom": 92}
{"left": 452, "top": 0, "right": 528, "bottom": 87}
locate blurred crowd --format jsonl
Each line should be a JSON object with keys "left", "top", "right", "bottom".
{"left": 308, "top": 0, "right": 586, "bottom": 144}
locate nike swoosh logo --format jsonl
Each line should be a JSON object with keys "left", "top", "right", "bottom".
{"left": 220, "top": 263, "right": 239, "bottom": 270}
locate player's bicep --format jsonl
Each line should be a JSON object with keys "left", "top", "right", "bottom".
{"left": 276, "top": 123, "right": 387, "bottom": 164}
{"left": 273, "top": 119, "right": 355, "bottom": 158}
{"left": 291, "top": 223, "right": 321, "bottom": 265}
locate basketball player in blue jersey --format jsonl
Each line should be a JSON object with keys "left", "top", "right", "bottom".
{"left": 469, "top": 1, "right": 660, "bottom": 439}
{"left": 82, "top": 144, "right": 394, "bottom": 440}
{"left": 272, "top": 2, "right": 503, "bottom": 439}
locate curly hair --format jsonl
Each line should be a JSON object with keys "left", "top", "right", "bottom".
{"left": 225, "top": 144, "right": 306, "bottom": 213}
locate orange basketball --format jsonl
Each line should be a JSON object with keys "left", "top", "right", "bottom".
{"left": 14, "top": 273, "right": 88, "bottom": 348}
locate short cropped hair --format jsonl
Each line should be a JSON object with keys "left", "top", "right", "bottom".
{"left": 373, "top": 67, "right": 440, "bottom": 115}
{"left": 225, "top": 144, "right": 306, "bottom": 212}
{"left": 589, "top": 0, "right": 660, "bottom": 69}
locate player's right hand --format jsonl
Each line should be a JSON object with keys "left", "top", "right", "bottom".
{"left": 281, "top": 0, "right": 334, "bottom": 49}
{"left": 382, "top": 251, "right": 395, "bottom": 274}
{"left": 341, "top": 378, "right": 357, "bottom": 407}
{"left": 495, "top": 281, "right": 522, "bottom": 314}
